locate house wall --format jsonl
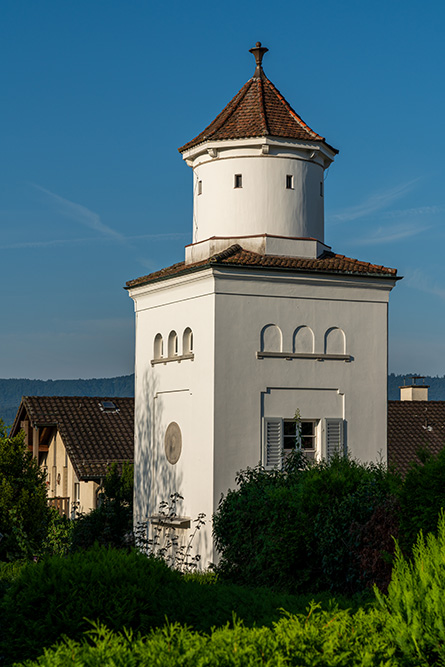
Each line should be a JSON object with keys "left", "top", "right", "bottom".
{"left": 130, "top": 270, "right": 216, "bottom": 564}
{"left": 44, "top": 431, "right": 98, "bottom": 515}
{"left": 130, "top": 266, "right": 395, "bottom": 568}
{"left": 212, "top": 268, "right": 395, "bottom": 514}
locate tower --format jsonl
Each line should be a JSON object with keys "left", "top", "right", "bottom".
{"left": 127, "top": 44, "right": 399, "bottom": 566}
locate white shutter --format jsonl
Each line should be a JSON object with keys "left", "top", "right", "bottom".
{"left": 323, "top": 418, "right": 344, "bottom": 460}
{"left": 263, "top": 418, "right": 283, "bottom": 470}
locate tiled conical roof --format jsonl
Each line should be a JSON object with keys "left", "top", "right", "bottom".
{"left": 179, "top": 43, "right": 337, "bottom": 154}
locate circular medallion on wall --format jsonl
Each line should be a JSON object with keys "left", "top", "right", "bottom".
{"left": 164, "top": 422, "right": 182, "bottom": 464}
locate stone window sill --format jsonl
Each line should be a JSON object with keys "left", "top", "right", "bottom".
{"left": 151, "top": 353, "right": 194, "bottom": 366}
{"left": 257, "top": 351, "right": 352, "bottom": 362}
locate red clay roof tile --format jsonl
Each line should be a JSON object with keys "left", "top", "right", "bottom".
{"left": 178, "top": 70, "right": 337, "bottom": 154}
{"left": 126, "top": 244, "right": 397, "bottom": 289}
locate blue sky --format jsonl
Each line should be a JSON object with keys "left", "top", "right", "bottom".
{"left": 1, "top": 0, "right": 444, "bottom": 379}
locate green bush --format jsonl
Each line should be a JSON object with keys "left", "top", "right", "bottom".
{"left": 0, "top": 419, "right": 50, "bottom": 561}
{"left": 0, "top": 546, "right": 180, "bottom": 663}
{"left": 71, "top": 462, "right": 133, "bottom": 551}
{"left": 0, "top": 544, "right": 366, "bottom": 664}
{"left": 213, "top": 453, "right": 400, "bottom": 594}
{"left": 21, "top": 607, "right": 402, "bottom": 667}
{"left": 376, "top": 510, "right": 445, "bottom": 665}
{"left": 40, "top": 508, "right": 74, "bottom": 557}
{"left": 397, "top": 447, "right": 445, "bottom": 552}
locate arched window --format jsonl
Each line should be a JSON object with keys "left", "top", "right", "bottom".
{"left": 183, "top": 327, "right": 193, "bottom": 355}
{"left": 153, "top": 333, "right": 163, "bottom": 359}
{"left": 260, "top": 324, "right": 282, "bottom": 352}
{"left": 324, "top": 327, "right": 346, "bottom": 354}
{"left": 168, "top": 330, "right": 178, "bottom": 357}
{"left": 293, "top": 326, "right": 314, "bottom": 354}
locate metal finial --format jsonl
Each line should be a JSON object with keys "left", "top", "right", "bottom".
{"left": 249, "top": 41, "right": 268, "bottom": 77}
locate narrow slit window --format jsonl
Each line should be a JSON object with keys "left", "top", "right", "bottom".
{"left": 286, "top": 174, "right": 294, "bottom": 189}
{"left": 197, "top": 180, "right": 202, "bottom": 195}
{"left": 234, "top": 174, "right": 243, "bottom": 189}
{"left": 320, "top": 181, "right": 324, "bottom": 197}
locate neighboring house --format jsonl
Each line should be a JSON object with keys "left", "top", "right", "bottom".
{"left": 126, "top": 43, "right": 399, "bottom": 566}
{"left": 388, "top": 378, "right": 445, "bottom": 475}
{"left": 11, "top": 396, "right": 134, "bottom": 516}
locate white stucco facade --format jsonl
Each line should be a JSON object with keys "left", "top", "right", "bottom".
{"left": 129, "top": 264, "right": 396, "bottom": 566}
{"left": 128, "top": 43, "right": 398, "bottom": 567}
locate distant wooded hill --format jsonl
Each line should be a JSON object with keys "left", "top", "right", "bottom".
{"left": 0, "top": 375, "right": 134, "bottom": 428}
{"left": 2, "top": 373, "right": 445, "bottom": 430}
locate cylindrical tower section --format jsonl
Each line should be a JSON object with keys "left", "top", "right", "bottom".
{"left": 184, "top": 139, "right": 333, "bottom": 245}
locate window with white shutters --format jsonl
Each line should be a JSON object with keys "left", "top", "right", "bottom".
{"left": 323, "top": 418, "right": 344, "bottom": 460}
{"left": 263, "top": 418, "right": 283, "bottom": 470}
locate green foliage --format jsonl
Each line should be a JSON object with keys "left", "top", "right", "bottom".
{"left": 20, "top": 608, "right": 403, "bottom": 667}
{"left": 213, "top": 453, "right": 401, "bottom": 594}
{"left": 397, "top": 447, "right": 445, "bottom": 552}
{"left": 0, "top": 545, "right": 180, "bottom": 663}
{"left": 71, "top": 462, "right": 134, "bottom": 551}
{"left": 0, "top": 545, "right": 366, "bottom": 664}
{"left": 40, "top": 508, "right": 74, "bottom": 557}
{"left": 0, "top": 419, "right": 50, "bottom": 561}
{"left": 0, "top": 559, "right": 27, "bottom": 599}
{"left": 376, "top": 510, "right": 445, "bottom": 665}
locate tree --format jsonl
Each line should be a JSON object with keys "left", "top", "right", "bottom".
{"left": 0, "top": 419, "right": 50, "bottom": 560}
{"left": 71, "top": 462, "right": 134, "bottom": 551}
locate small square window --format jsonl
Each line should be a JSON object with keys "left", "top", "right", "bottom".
{"left": 286, "top": 174, "right": 294, "bottom": 189}
{"left": 234, "top": 174, "right": 243, "bottom": 188}
{"left": 197, "top": 180, "right": 202, "bottom": 195}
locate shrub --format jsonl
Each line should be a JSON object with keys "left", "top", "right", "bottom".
{"left": 21, "top": 607, "right": 402, "bottom": 667}
{"left": 213, "top": 453, "right": 400, "bottom": 593}
{"left": 397, "top": 447, "right": 445, "bottom": 552}
{"left": 71, "top": 462, "right": 133, "bottom": 551}
{"left": 40, "top": 507, "right": 74, "bottom": 557}
{"left": 0, "top": 545, "right": 180, "bottom": 663}
{"left": 0, "top": 419, "right": 50, "bottom": 561}
{"left": 0, "top": 544, "right": 366, "bottom": 664}
{"left": 376, "top": 510, "right": 445, "bottom": 665}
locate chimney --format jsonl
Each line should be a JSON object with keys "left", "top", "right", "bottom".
{"left": 400, "top": 375, "right": 429, "bottom": 401}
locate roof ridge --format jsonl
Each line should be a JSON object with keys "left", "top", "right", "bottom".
{"left": 209, "top": 244, "right": 243, "bottom": 262}
{"left": 257, "top": 76, "right": 269, "bottom": 135}
{"left": 261, "top": 73, "right": 323, "bottom": 141}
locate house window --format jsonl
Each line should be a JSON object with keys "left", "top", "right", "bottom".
{"left": 154, "top": 333, "right": 164, "bottom": 359}
{"left": 286, "top": 174, "right": 294, "bottom": 189}
{"left": 182, "top": 327, "right": 193, "bottom": 354}
{"left": 234, "top": 174, "right": 243, "bottom": 188}
{"left": 283, "top": 419, "right": 317, "bottom": 459}
{"left": 168, "top": 330, "right": 178, "bottom": 357}
{"left": 197, "top": 180, "right": 202, "bottom": 195}
{"left": 264, "top": 417, "right": 344, "bottom": 470}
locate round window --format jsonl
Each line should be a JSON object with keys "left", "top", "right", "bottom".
{"left": 164, "top": 422, "right": 182, "bottom": 465}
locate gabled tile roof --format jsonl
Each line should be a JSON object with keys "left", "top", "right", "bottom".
{"left": 11, "top": 396, "right": 134, "bottom": 480}
{"left": 126, "top": 244, "right": 398, "bottom": 289}
{"left": 387, "top": 401, "right": 445, "bottom": 476}
{"left": 178, "top": 69, "right": 338, "bottom": 154}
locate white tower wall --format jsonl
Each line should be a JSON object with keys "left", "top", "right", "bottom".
{"left": 182, "top": 138, "right": 336, "bottom": 252}
{"left": 193, "top": 154, "right": 324, "bottom": 243}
